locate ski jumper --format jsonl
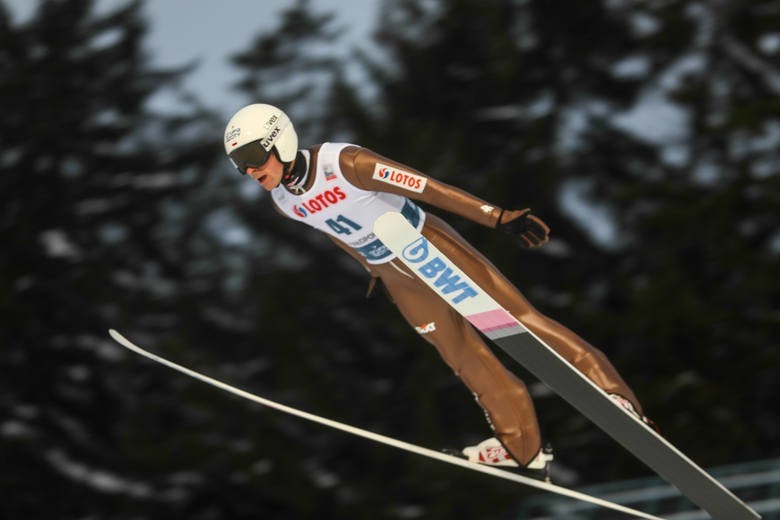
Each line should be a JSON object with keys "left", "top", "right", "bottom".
{"left": 271, "top": 143, "right": 642, "bottom": 465}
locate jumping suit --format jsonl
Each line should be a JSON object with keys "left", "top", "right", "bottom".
{"left": 271, "top": 142, "right": 642, "bottom": 466}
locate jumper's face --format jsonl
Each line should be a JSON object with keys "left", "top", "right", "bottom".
{"left": 245, "top": 153, "right": 284, "bottom": 191}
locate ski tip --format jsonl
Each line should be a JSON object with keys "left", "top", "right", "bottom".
{"left": 108, "top": 329, "right": 133, "bottom": 349}
{"left": 108, "top": 329, "right": 145, "bottom": 355}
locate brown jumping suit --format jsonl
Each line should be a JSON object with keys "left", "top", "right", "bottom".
{"left": 277, "top": 144, "right": 642, "bottom": 466}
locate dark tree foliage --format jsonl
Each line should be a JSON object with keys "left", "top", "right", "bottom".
{"left": 572, "top": 0, "right": 780, "bottom": 468}
{"left": 0, "top": 0, "right": 225, "bottom": 518}
{"left": 2, "top": 0, "right": 776, "bottom": 518}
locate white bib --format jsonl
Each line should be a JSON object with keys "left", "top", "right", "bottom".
{"left": 271, "top": 143, "right": 426, "bottom": 264}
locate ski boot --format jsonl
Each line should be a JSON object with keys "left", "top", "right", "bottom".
{"left": 457, "top": 437, "right": 554, "bottom": 481}
{"left": 609, "top": 394, "right": 659, "bottom": 432}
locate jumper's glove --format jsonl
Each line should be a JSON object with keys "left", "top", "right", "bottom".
{"left": 496, "top": 208, "right": 550, "bottom": 248}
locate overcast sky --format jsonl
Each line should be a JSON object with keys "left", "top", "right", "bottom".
{"left": 5, "top": 0, "right": 381, "bottom": 116}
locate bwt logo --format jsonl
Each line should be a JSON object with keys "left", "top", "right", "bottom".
{"left": 402, "top": 238, "right": 478, "bottom": 304}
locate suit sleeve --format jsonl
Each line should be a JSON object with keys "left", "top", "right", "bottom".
{"left": 338, "top": 146, "right": 503, "bottom": 228}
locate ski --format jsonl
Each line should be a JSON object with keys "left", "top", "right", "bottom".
{"left": 373, "top": 211, "right": 761, "bottom": 520}
{"left": 109, "top": 329, "right": 660, "bottom": 519}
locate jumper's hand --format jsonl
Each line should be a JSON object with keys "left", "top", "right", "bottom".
{"left": 497, "top": 209, "right": 550, "bottom": 248}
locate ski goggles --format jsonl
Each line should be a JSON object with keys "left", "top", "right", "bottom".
{"left": 228, "top": 139, "right": 273, "bottom": 175}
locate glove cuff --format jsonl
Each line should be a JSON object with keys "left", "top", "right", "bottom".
{"left": 495, "top": 208, "right": 506, "bottom": 228}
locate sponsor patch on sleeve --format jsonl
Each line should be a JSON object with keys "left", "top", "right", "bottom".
{"left": 372, "top": 163, "right": 427, "bottom": 193}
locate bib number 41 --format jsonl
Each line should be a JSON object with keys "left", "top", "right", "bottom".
{"left": 325, "top": 215, "right": 362, "bottom": 235}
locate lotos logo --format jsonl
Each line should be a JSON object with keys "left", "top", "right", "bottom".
{"left": 292, "top": 187, "right": 347, "bottom": 218}
{"left": 402, "top": 238, "right": 478, "bottom": 304}
{"left": 372, "top": 163, "right": 427, "bottom": 193}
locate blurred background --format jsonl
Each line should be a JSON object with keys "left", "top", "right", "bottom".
{"left": 1, "top": 0, "right": 778, "bottom": 518}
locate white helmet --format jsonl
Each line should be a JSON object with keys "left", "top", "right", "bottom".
{"left": 224, "top": 103, "right": 298, "bottom": 174}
